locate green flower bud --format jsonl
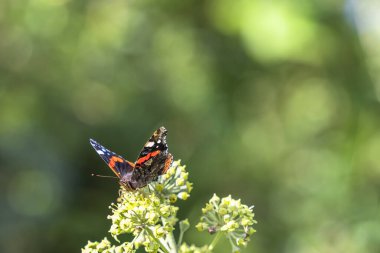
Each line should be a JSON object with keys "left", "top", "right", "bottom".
{"left": 202, "top": 203, "right": 213, "bottom": 213}
{"left": 236, "top": 238, "right": 247, "bottom": 247}
{"left": 223, "top": 214, "right": 231, "bottom": 222}
{"left": 195, "top": 222, "right": 207, "bottom": 231}
{"left": 154, "top": 226, "right": 166, "bottom": 238}
{"left": 210, "top": 194, "right": 220, "bottom": 204}
{"left": 247, "top": 227, "right": 256, "bottom": 235}
{"left": 169, "top": 194, "right": 177, "bottom": 203}
{"left": 176, "top": 177, "right": 185, "bottom": 186}
{"left": 179, "top": 243, "right": 209, "bottom": 253}
{"left": 241, "top": 217, "right": 253, "bottom": 226}
{"left": 186, "top": 182, "right": 193, "bottom": 192}
{"left": 178, "top": 192, "right": 189, "bottom": 200}
{"left": 219, "top": 207, "right": 228, "bottom": 215}
{"left": 155, "top": 183, "right": 164, "bottom": 192}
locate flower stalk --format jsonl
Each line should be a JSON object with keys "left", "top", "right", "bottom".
{"left": 208, "top": 232, "right": 222, "bottom": 251}
{"left": 144, "top": 226, "right": 170, "bottom": 253}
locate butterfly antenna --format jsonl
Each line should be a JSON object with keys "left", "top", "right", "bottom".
{"left": 91, "top": 173, "right": 118, "bottom": 179}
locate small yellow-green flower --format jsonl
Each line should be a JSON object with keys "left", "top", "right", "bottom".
{"left": 179, "top": 243, "right": 210, "bottom": 253}
{"left": 81, "top": 238, "right": 136, "bottom": 253}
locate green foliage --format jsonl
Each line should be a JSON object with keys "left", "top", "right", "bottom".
{"left": 82, "top": 161, "right": 256, "bottom": 253}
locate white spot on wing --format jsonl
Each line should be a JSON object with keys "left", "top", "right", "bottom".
{"left": 145, "top": 141, "right": 155, "bottom": 147}
{"left": 97, "top": 150, "right": 104, "bottom": 155}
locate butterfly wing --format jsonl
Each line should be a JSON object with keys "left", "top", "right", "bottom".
{"left": 90, "top": 138, "right": 134, "bottom": 178}
{"left": 130, "top": 127, "right": 173, "bottom": 188}
{"left": 135, "top": 126, "right": 169, "bottom": 167}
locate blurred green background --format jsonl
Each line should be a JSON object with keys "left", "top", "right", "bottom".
{"left": 1, "top": 0, "right": 380, "bottom": 252}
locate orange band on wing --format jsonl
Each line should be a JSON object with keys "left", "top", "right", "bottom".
{"left": 136, "top": 150, "right": 160, "bottom": 165}
{"left": 163, "top": 154, "right": 173, "bottom": 174}
{"left": 108, "top": 156, "right": 124, "bottom": 173}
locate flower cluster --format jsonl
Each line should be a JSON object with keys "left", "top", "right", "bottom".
{"left": 150, "top": 160, "right": 193, "bottom": 202}
{"left": 196, "top": 194, "right": 257, "bottom": 252}
{"left": 82, "top": 160, "right": 257, "bottom": 253}
{"left": 179, "top": 243, "right": 209, "bottom": 253}
{"left": 108, "top": 190, "right": 178, "bottom": 239}
{"left": 82, "top": 238, "right": 133, "bottom": 253}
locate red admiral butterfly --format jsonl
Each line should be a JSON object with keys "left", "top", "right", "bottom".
{"left": 90, "top": 126, "right": 173, "bottom": 190}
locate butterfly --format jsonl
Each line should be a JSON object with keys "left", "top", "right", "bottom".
{"left": 90, "top": 126, "right": 173, "bottom": 190}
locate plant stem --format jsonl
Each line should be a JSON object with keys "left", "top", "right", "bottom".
{"left": 132, "top": 211, "right": 171, "bottom": 253}
{"left": 177, "top": 230, "right": 184, "bottom": 248}
{"left": 166, "top": 230, "right": 178, "bottom": 253}
{"left": 162, "top": 218, "right": 178, "bottom": 253}
{"left": 145, "top": 226, "right": 170, "bottom": 253}
{"left": 208, "top": 232, "right": 222, "bottom": 251}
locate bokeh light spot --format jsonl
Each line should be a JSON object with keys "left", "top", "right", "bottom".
{"left": 358, "top": 132, "right": 380, "bottom": 176}
{"left": 240, "top": 2, "right": 318, "bottom": 62}
{"left": 24, "top": 0, "right": 68, "bottom": 38}
{"left": 240, "top": 116, "right": 285, "bottom": 165}
{"left": 0, "top": 27, "right": 34, "bottom": 71}
{"left": 71, "top": 82, "right": 118, "bottom": 125}
{"left": 208, "top": 0, "right": 320, "bottom": 63}
{"left": 0, "top": 88, "right": 38, "bottom": 134}
{"left": 81, "top": 0, "right": 128, "bottom": 49}
{"left": 153, "top": 25, "right": 214, "bottom": 112}
{"left": 283, "top": 79, "right": 336, "bottom": 140}
{"left": 7, "top": 169, "right": 56, "bottom": 217}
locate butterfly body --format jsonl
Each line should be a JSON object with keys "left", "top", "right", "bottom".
{"left": 90, "top": 126, "right": 173, "bottom": 190}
